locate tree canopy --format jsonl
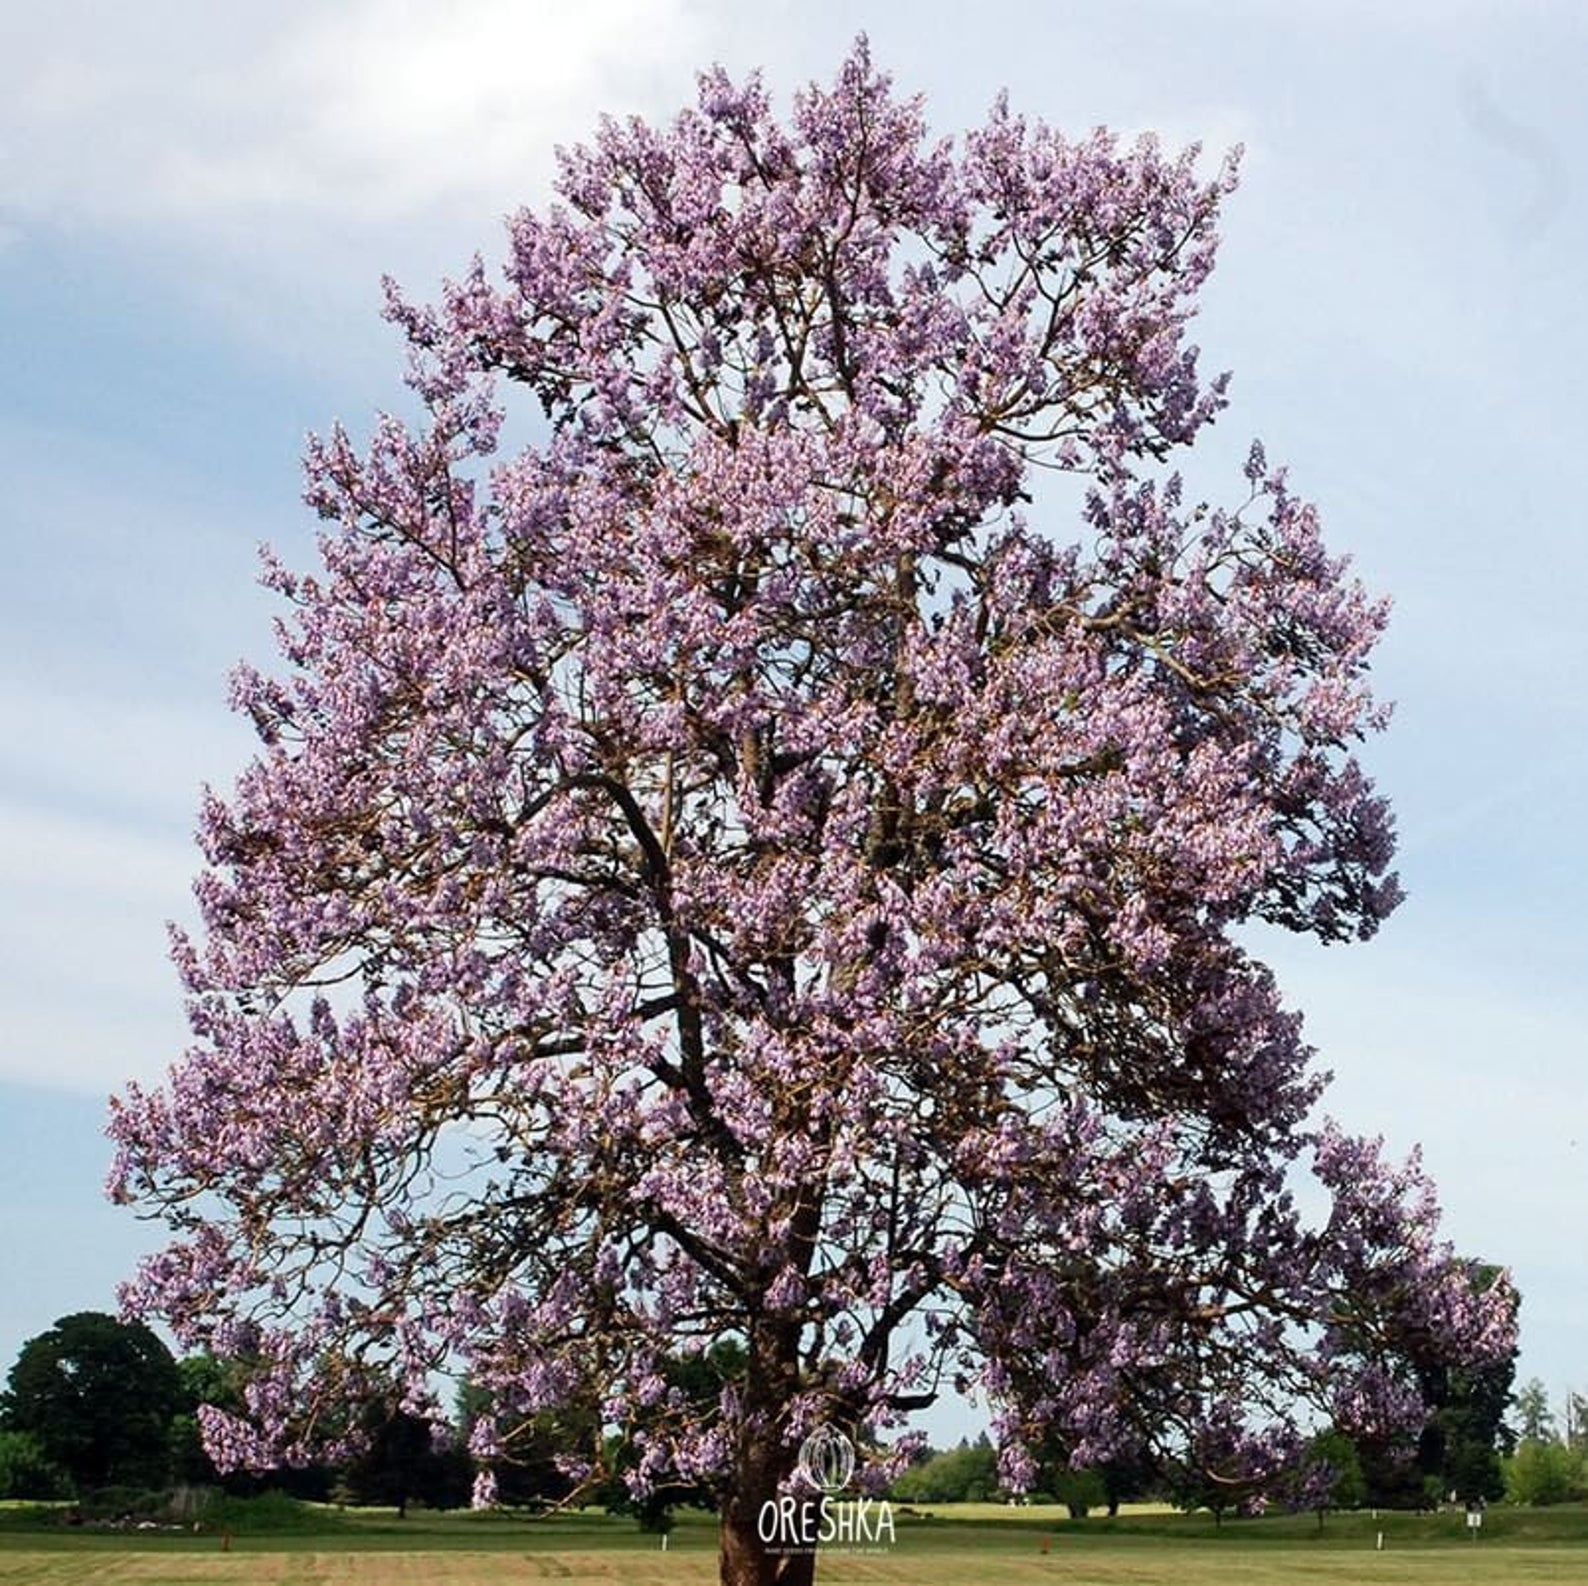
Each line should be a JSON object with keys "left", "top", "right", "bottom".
{"left": 107, "top": 41, "right": 1514, "bottom": 1586}
{"left": 0, "top": 1312, "right": 182, "bottom": 1493}
{"left": 1515, "top": 1379, "right": 1556, "bottom": 1445}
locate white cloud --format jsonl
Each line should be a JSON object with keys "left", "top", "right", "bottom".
{"left": 0, "top": 1, "right": 738, "bottom": 367}
{"left": 273, "top": 0, "right": 709, "bottom": 215}
{"left": 3, "top": 1, "right": 711, "bottom": 236}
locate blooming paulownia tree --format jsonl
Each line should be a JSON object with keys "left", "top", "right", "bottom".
{"left": 110, "top": 43, "right": 1513, "bottom": 1586}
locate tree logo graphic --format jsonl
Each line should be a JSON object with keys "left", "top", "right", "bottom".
{"left": 796, "top": 1425, "right": 856, "bottom": 1494}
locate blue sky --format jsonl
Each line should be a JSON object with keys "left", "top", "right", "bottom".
{"left": 2, "top": 2, "right": 1584, "bottom": 1447}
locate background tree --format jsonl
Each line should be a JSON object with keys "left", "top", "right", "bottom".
{"left": 1398, "top": 1263, "right": 1516, "bottom": 1505}
{"left": 1326, "top": 1258, "right": 1513, "bottom": 1508}
{"left": 1033, "top": 1432, "right": 1155, "bottom": 1516}
{"left": 1422, "top": 1350, "right": 1515, "bottom": 1503}
{"left": 889, "top": 1437, "right": 998, "bottom": 1504}
{"left": 0, "top": 1313, "right": 182, "bottom": 1493}
{"left": 168, "top": 1352, "right": 335, "bottom": 1499}
{"left": 600, "top": 1340, "right": 747, "bottom": 1530}
{"left": 342, "top": 1403, "right": 472, "bottom": 1515}
{"left": 1165, "top": 1459, "right": 1240, "bottom": 1527}
{"left": 1049, "top": 1465, "right": 1108, "bottom": 1518}
{"left": 107, "top": 41, "right": 1515, "bottom": 1586}
{"left": 1094, "top": 1447, "right": 1158, "bottom": 1517}
{"left": 1505, "top": 1438, "right": 1584, "bottom": 1507}
{"left": 0, "top": 1431, "right": 69, "bottom": 1501}
{"left": 1291, "top": 1430, "right": 1366, "bottom": 1529}
{"left": 167, "top": 1354, "right": 232, "bottom": 1488}
{"left": 456, "top": 1377, "right": 591, "bottom": 1509}
{"left": 1565, "top": 1391, "right": 1587, "bottom": 1455}
{"left": 1513, "top": 1379, "right": 1556, "bottom": 1445}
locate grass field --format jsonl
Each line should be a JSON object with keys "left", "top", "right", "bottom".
{"left": 3, "top": 1500, "right": 1587, "bottom": 1583}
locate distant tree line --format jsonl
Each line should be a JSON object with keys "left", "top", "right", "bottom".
{"left": 888, "top": 1267, "right": 1529, "bottom": 1521}
{"left": 1501, "top": 1378, "right": 1586, "bottom": 1506}
{"left": 0, "top": 1314, "right": 470, "bottom": 1514}
{"left": 0, "top": 1312, "right": 744, "bottom": 1522}
{"left": 2, "top": 1302, "right": 1572, "bottom": 1519}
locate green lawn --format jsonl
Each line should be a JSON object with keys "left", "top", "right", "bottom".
{"left": 1, "top": 1500, "right": 1585, "bottom": 1583}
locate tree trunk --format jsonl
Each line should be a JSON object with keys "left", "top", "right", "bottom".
{"left": 719, "top": 1489, "right": 819, "bottom": 1586}
{"left": 718, "top": 1432, "right": 820, "bottom": 1586}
